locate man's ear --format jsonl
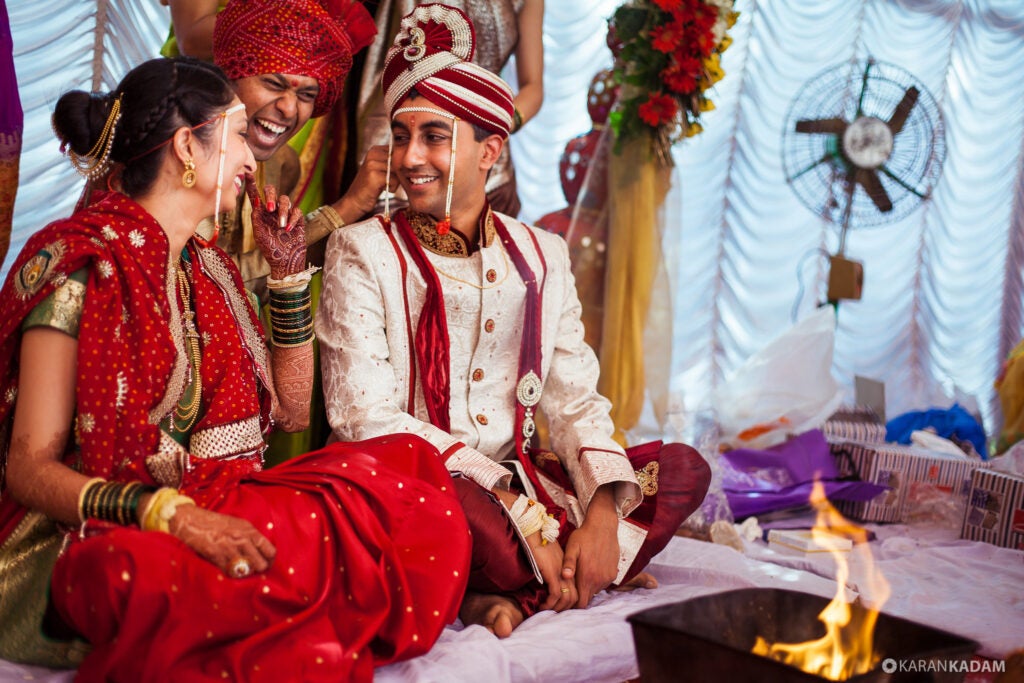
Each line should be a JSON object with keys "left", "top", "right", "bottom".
{"left": 479, "top": 134, "right": 505, "bottom": 171}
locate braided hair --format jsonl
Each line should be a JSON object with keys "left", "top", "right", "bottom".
{"left": 52, "top": 57, "right": 236, "bottom": 196}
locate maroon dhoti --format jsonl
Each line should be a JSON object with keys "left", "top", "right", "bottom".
{"left": 454, "top": 441, "right": 711, "bottom": 616}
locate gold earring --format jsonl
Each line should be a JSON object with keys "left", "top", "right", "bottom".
{"left": 182, "top": 158, "right": 196, "bottom": 188}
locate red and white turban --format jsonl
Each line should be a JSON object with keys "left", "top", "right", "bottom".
{"left": 213, "top": 0, "right": 377, "bottom": 118}
{"left": 381, "top": 4, "right": 514, "bottom": 139}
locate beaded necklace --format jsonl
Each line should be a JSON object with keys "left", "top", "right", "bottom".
{"left": 170, "top": 254, "right": 203, "bottom": 433}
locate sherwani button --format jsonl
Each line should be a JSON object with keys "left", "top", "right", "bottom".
{"left": 476, "top": 414, "right": 488, "bottom": 425}
{"left": 472, "top": 368, "right": 484, "bottom": 381}
{"left": 485, "top": 269, "right": 497, "bottom": 283}
{"left": 484, "top": 319, "right": 495, "bottom": 333}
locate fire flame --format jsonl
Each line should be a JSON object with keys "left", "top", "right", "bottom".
{"left": 752, "top": 480, "right": 892, "bottom": 680}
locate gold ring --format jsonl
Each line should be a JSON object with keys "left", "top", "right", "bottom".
{"left": 229, "top": 557, "right": 252, "bottom": 579}
{"left": 560, "top": 587, "right": 570, "bottom": 594}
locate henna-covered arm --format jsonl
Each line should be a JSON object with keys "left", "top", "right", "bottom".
{"left": 7, "top": 328, "right": 87, "bottom": 525}
{"left": 267, "top": 342, "right": 313, "bottom": 432}
{"left": 9, "top": 327, "right": 276, "bottom": 577}
{"left": 246, "top": 175, "right": 315, "bottom": 431}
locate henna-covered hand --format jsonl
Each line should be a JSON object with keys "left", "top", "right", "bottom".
{"left": 245, "top": 173, "right": 306, "bottom": 280}
{"left": 168, "top": 503, "right": 276, "bottom": 578}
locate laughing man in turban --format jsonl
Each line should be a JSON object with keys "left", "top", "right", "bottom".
{"left": 316, "top": 4, "right": 711, "bottom": 637}
{"left": 210, "top": 0, "right": 391, "bottom": 300}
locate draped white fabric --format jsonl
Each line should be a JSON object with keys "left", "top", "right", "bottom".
{"left": 654, "top": 0, "right": 1024, "bottom": 441}
{"left": 5, "top": 0, "right": 168, "bottom": 271}
{"left": 518, "top": 0, "right": 1024, "bottom": 442}
{"left": 6, "top": 0, "right": 1024, "bottom": 442}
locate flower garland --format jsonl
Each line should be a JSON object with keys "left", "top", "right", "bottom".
{"left": 608, "top": 0, "right": 738, "bottom": 165}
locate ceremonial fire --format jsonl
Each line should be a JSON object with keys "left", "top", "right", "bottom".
{"left": 752, "top": 480, "right": 892, "bottom": 680}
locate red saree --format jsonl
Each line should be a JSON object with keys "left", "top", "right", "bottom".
{"left": 0, "top": 194, "right": 470, "bottom": 680}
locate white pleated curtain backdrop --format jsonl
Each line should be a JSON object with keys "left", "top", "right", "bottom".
{"left": 6, "top": 0, "right": 1024, "bottom": 440}
{"left": 659, "top": 0, "right": 1024, "bottom": 441}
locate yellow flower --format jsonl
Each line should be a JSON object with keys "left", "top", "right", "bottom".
{"left": 685, "top": 121, "right": 704, "bottom": 138}
{"left": 705, "top": 53, "right": 724, "bottom": 83}
{"left": 700, "top": 98, "right": 716, "bottom": 113}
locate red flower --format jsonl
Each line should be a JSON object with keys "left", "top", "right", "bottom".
{"left": 662, "top": 63, "right": 697, "bottom": 94}
{"left": 650, "top": 23, "right": 682, "bottom": 53}
{"left": 653, "top": 0, "right": 683, "bottom": 10}
{"left": 638, "top": 93, "right": 678, "bottom": 127}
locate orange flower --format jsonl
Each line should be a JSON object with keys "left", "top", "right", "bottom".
{"left": 638, "top": 93, "right": 678, "bottom": 127}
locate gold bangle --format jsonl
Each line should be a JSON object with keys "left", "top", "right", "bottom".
{"left": 77, "top": 477, "right": 106, "bottom": 523}
{"left": 140, "top": 487, "right": 196, "bottom": 533}
{"left": 319, "top": 204, "right": 346, "bottom": 232}
{"left": 272, "top": 332, "right": 316, "bottom": 348}
{"left": 272, "top": 321, "right": 314, "bottom": 335}
{"left": 269, "top": 303, "right": 312, "bottom": 315}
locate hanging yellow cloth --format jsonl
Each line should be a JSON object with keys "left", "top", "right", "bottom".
{"left": 995, "top": 338, "right": 1024, "bottom": 454}
{"left": 598, "top": 141, "right": 672, "bottom": 444}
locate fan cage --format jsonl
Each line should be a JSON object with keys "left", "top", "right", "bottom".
{"left": 782, "top": 59, "right": 947, "bottom": 228}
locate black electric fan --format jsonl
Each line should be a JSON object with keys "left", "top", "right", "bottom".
{"left": 782, "top": 58, "right": 946, "bottom": 301}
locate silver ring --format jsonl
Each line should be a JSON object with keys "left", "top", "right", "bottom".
{"left": 229, "top": 557, "right": 251, "bottom": 579}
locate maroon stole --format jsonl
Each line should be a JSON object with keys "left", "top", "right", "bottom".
{"left": 388, "top": 209, "right": 557, "bottom": 509}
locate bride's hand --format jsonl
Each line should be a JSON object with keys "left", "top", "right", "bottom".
{"left": 168, "top": 503, "right": 276, "bottom": 578}
{"left": 245, "top": 173, "right": 306, "bottom": 280}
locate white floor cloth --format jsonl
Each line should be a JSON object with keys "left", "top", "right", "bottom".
{"left": 2, "top": 521, "right": 1021, "bottom": 682}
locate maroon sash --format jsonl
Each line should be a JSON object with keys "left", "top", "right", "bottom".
{"left": 387, "top": 209, "right": 556, "bottom": 508}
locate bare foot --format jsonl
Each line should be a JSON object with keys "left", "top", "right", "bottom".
{"left": 459, "top": 592, "right": 525, "bottom": 638}
{"left": 614, "top": 571, "right": 658, "bottom": 592}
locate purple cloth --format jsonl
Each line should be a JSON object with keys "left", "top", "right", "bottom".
{"left": 0, "top": 0, "right": 20, "bottom": 132}
{"left": 721, "top": 429, "right": 887, "bottom": 519}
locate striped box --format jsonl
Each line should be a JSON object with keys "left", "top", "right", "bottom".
{"left": 960, "top": 469, "right": 1024, "bottom": 550}
{"left": 829, "top": 440, "right": 980, "bottom": 523}
{"left": 822, "top": 408, "right": 887, "bottom": 444}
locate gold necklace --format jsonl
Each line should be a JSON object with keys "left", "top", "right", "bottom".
{"left": 172, "top": 261, "right": 203, "bottom": 432}
{"left": 431, "top": 245, "right": 511, "bottom": 290}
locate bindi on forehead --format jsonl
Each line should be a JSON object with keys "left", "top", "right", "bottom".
{"left": 289, "top": 79, "right": 301, "bottom": 89}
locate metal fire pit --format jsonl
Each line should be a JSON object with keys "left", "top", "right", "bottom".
{"left": 628, "top": 588, "right": 978, "bottom": 683}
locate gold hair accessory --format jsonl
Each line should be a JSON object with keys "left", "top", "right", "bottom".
{"left": 182, "top": 158, "right": 197, "bottom": 188}
{"left": 67, "top": 93, "right": 123, "bottom": 180}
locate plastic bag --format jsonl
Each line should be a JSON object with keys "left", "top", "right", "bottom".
{"left": 714, "top": 306, "right": 844, "bottom": 450}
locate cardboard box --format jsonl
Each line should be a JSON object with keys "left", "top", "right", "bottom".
{"left": 823, "top": 407, "right": 886, "bottom": 444}
{"left": 828, "top": 440, "right": 979, "bottom": 523}
{"left": 960, "top": 468, "right": 1024, "bottom": 550}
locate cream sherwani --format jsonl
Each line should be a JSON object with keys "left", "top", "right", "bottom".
{"left": 316, "top": 212, "right": 642, "bottom": 523}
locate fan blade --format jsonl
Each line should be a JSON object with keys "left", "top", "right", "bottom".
{"left": 855, "top": 168, "right": 893, "bottom": 213}
{"left": 886, "top": 86, "right": 919, "bottom": 135}
{"left": 795, "top": 118, "right": 848, "bottom": 135}
{"left": 856, "top": 59, "right": 874, "bottom": 117}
